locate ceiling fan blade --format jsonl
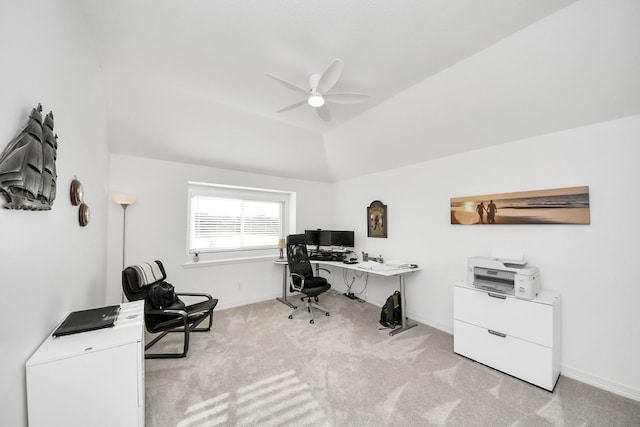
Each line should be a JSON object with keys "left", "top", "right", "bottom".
{"left": 276, "top": 100, "right": 307, "bottom": 113}
{"left": 266, "top": 74, "right": 309, "bottom": 94}
{"left": 316, "top": 58, "right": 343, "bottom": 94}
{"left": 323, "top": 93, "right": 370, "bottom": 105}
{"left": 316, "top": 105, "right": 332, "bottom": 122}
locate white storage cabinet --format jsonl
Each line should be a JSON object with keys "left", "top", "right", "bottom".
{"left": 453, "top": 283, "right": 561, "bottom": 391}
{"left": 26, "top": 301, "right": 145, "bottom": 427}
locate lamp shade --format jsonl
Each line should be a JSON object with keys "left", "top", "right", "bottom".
{"left": 277, "top": 238, "right": 286, "bottom": 249}
{"left": 112, "top": 193, "right": 137, "bottom": 206}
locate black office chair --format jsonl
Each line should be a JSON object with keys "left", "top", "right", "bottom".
{"left": 286, "top": 234, "right": 331, "bottom": 324}
{"left": 122, "top": 260, "right": 218, "bottom": 359}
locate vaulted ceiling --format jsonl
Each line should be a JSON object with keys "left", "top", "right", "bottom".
{"left": 78, "top": 0, "right": 640, "bottom": 181}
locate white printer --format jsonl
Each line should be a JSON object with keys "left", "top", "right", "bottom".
{"left": 467, "top": 256, "right": 540, "bottom": 300}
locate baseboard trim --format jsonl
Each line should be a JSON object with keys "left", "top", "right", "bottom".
{"left": 216, "top": 294, "right": 282, "bottom": 311}
{"left": 561, "top": 365, "right": 640, "bottom": 402}
{"left": 407, "top": 310, "right": 452, "bottom": 335}
{"left": 329, "top": 285, "right": 454, "bottom": 335}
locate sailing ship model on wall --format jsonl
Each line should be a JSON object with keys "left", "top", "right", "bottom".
{"left": 0, "top": 103, "right": 59, "bottom": 210}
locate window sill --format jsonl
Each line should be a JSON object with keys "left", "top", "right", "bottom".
{"left": 182, "top": 254, "right": 278, "bottom": 269}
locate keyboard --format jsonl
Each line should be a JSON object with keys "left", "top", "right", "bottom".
{"left": 309, "top": 253, "right": 343, "bottom": 261}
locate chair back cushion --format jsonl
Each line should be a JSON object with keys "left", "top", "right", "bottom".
{"left": 131, "top": 261, "right": 166, "bottom": 288}
{"left": 287, "top": 234, "right": 313, "bottom": 277}
{"left": 122, "top": 260, "right": 167, "bottom": 302}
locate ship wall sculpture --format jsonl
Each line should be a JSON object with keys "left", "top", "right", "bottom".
{"left": 0, "top": 104, "right": 59, "bottom": 210}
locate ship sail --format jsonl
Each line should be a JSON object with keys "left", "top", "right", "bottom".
{"left": 0, "top": 103, "right": 59, "bottom": 210}
{"left": 40, "top": 111, "right": 58, "bottom": 205}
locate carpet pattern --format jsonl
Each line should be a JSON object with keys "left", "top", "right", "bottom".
{"left": 144, "top": 290, "right": 640, "bottom": 426}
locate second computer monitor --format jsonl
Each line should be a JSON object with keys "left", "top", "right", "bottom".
{"left": 330, "top": 230, "right": 355, "bottom": 248}
{"left": 304, "top": 229, "right": 320, "bottom": 246}
{"left": 318, "top": 230, "right": 332, "bottom": 247}
{"left": 303, "top": 229, "right": 355, "bottom": 248}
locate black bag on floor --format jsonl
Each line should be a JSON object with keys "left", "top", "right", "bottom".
{"left": 380, "top": 291, "right": 402, "bottom": 328}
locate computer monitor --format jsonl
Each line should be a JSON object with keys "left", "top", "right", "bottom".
{"left": 318, "top": 230, "right": 332, "bottom": 247}
{"left": 304, "top": 229, "right": 319, "bottom": 246}
{"left": 330, "top": 230, "right": 355, "bottom": 248}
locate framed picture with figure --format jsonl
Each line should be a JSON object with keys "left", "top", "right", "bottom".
{"left": 367, "top": 200, "right": 387, "bottom": 238}
{"left": 450, "top": 185, "right": 590, "bottom": 225}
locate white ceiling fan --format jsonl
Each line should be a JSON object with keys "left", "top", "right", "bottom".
{"left": 266, "top": 58, "right": 370, "bottom": 120}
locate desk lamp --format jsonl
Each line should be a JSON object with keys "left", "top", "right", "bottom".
{"left": 277, "top": 238, "right": 286, "bottom": 260}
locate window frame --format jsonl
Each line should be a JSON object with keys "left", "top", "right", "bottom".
{"left": 186, "top": 181, "right": 294, "bottom": 264}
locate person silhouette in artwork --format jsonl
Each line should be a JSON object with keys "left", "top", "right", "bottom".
{"left": 487, "top": 200, "right": 497, "bottom": 224}
{"left": 476, "top": 202, "right": 486, "bottom": 224}
{"left": 372, "top": 213, "right": 383, "bottom": 231}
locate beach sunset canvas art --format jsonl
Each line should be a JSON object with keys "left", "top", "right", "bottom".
{"left": 450, "top": 186, "right": 590, "bottom": 225}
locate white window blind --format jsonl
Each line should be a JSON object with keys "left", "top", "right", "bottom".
{"left": 188, "top": 183, "right": 288, "bottom": 253}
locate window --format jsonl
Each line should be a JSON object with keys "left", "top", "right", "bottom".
{"left": 188, "top": 182, "right": 291, "bottom": 255}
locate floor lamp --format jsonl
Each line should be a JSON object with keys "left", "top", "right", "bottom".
{"left": 112, "top": 194, "right": 137, "bottom": 301}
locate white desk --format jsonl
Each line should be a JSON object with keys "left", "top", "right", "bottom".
{"left": 314, "top": 260, "right": 421, "bottom": 336}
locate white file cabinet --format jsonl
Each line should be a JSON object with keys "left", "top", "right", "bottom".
{"left": 453, "top": 283, "right": 561, "bottom": 391}
{"left": 26, "top": 301, "right": 145, "bottom": 427}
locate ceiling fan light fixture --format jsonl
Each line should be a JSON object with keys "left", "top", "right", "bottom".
{"left": 268, "top": 59, "right": 369, "bottom": 117}
{"left": 308, "top": 94, "right": 324, "bottom": 108}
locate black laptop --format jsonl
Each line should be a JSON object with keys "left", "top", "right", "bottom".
{"left": 52, "top": 305, "right": 120, "bottom": 337}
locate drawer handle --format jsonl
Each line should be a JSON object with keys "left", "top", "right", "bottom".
{"left": 488, "top": 292, "right": 507, "bottom": 300}
{"left": 488, "top": 329, "right": 506, "bottom": 338}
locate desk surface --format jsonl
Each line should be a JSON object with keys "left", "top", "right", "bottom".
{"left": 314, "top": 260, "right": 421, "bottom": 277}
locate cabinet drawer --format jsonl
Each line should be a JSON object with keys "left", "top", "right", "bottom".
{"left": 454, "top": 285, "right": 554, "bottom": 347}
{"left": 27, "top": 343, "right": 141, "bottom": 427}
{"left": 454, "top": 320, "right": 557, "bottom": 391}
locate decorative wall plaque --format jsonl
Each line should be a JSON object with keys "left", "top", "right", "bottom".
{"left": 0, "top": 103, "right": 59, "bottom": 210}
{"left": 367, "top": 200, "right": 387, "bottom": 238}
{"left": 79, "top": 203, "right": 90, "bottom": 227}
{"left": 70, "top": 178, "right": 84, "bottom": 206}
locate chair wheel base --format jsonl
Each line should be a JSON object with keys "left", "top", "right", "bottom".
{"left": 310, "top": 319, "right": 314, "bottom": 324}
{"left": 288, "top": 315, "right": 293, "bottom": 319}
{"left": 325, "top": 312, "right": 330, "bottom": 316}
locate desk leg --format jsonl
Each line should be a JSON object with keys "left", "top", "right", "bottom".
{"left": 389, "top": 274, "right": 417, "bottom": 336}
{"left": 276, "top": 263, "right": 296, "bottom": 309}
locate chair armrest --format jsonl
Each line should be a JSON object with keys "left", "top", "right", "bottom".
{"left": 145, "top": 307, "right": 189, "bottom": 319}
{"left": 289, "top": 272, "right": 306, "bottom": 292}
{"left": 146, "top": 307, "right": 209, "bottom": 324}
{"left": 176, "top": 292, "right": 213, "bottom": 301}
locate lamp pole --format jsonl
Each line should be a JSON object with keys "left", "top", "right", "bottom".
{"left": 112, "top": 194, "right": 137, "bottom": 302}
{"left": 119, "top": 203, "right": 129, "bottom": 270}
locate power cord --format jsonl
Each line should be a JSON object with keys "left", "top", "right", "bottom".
{"left": 343, "top": 269, "right": 368, "bottom": 302}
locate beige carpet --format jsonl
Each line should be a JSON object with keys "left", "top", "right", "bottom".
{"left": 144, "top": 290, "right": 640, "bottom": 426}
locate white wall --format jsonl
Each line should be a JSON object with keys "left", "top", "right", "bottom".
{"left": 330, "top": 115, "right": 640, "bottom": 400}
{"left": 106, "top": 154, "right": 334, "bottom": 308}
{"left": 0, "top": 1, "right": 110, "bottom": 426}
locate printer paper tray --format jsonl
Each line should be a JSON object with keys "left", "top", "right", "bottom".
{"left": 474, "top": 279, "right": 514, "bottom": 295}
